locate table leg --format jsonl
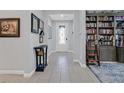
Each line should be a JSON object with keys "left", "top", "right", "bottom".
{"left": 36, "top": 55, "right": 38, "bottom": 67}
{"left": 46, "top": 47, "right": 47, "bottom": 66}
{"left": 43, "top": 51, "right": 45, "bottom": 68}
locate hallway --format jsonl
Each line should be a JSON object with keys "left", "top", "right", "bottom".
{"left": 0, "top": 52, "right": 99, "bottom": 83}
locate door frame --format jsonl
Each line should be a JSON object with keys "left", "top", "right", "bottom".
{"left": 55, "top": 21, "right": 73, "bottom": 52}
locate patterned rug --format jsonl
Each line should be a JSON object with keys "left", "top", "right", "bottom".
{"left": 89, "top": 63, "right": 124, "bottom": 83}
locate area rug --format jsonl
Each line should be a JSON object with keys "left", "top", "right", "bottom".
{"left": 89, "top": 63, "right": 124, "bottom": 83}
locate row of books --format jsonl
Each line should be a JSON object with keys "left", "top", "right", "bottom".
{"left": 116, "top": 16, "right": 124, "bottom": 20}
{"left": 86, "top": 16, "right": 96, "bottom": 21}
{"left": 99, "top": 29, "right": 113, "bottom": 34}
{"left": 99, "top": 35, "right": 113, "bottom": 41}
{"left": 86, "top": 23, "right": 97, "bottom": 27}
{"left": 87, "top": 35, "right": 97, "bottom": 40}
{"left": 98, "top": 22, "right": 114, "bottom": 27}
{"left": 116, "top": 35, "right": 124, "bottom": 41}
{"left": 116, "top": 22, "right": 124, "bottom": 28}
{"left": 98, "top": 16, "right": 114, "bottom": 21}
{"left": 116, "top": 37, "right": 124, "bottom": 47}
{"left": 116, "top": 41, "right": 124, "bottom": 47}
{"left": 87, "top": 42, "right": 96, "bottom": 47}
{"left": 87, "top": 28, "right": 97, "bottom": 34}
{"left": 99, "top": 41, "right": 113, "bottom": 46}
{"left": 116, "top": 29, "right": 124, "bottom": 34}
{"left": 116, "top": 17, "right": 124, "bottom": 47}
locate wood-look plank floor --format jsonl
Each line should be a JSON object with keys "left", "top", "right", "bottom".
{"left": 0, "top": 52, "right": 99, "bottom": 83}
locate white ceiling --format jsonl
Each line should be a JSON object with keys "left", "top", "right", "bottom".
{"left": 49, "top": 14, "right": 74, "bottom": 21}
{"left": 87, "top": 10, "right": 124, "bottom": 14}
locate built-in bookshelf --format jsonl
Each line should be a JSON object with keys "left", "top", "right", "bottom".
{"left": 86, "top": 16, "right": 97, "bottom": 41}
{"left": 86, "top": 16, "right": 100, "bottom": 66}
{"left": 115, "top": 16, "right": 124, "bottom": 47}
{"left": 98, "top": 16, "right": 114, "bottom": 46}
{"left": 86, "top": 16, "right": 97, "bottom": 29}
{"left": 86, "top": 12, "right": 124, "bottom": 63}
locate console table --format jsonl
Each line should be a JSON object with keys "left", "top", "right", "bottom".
{"left": 34, "top": 45, "right": 48, "bottom": 71}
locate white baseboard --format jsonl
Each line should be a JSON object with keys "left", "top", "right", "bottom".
{"left": 0, "top": 70, "right": 24, "bottom": 75}
{"left": 24, "top": 69, "right": 35, "bottom": 78}
{"left": 55, "top": 50, "right": 74, "bottom": 53}
{"left": 73, "top": 59, "right": 86, "bottom": 68}
{"left": 48, "top": 50, "right": 56, "bottom": 57}
{"left": 48, "top": 50, "right": 74, "bottom": 61}
{"left": 73, "top": 59, "right": 79, "bottom": 63}
{"left": 67, "top": 51, "right": 74, "bottom": 54}
{"left": 0, "top": 69, "right": 36, "bottom": 78}
{"left": 81, "top": 64, "right": 87, "bottom": 68}
{"left": 48, "top": 50, "right": 56, "bottom": 62}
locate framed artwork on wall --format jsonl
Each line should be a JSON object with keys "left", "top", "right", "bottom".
{"left": 0, "top": 18, "right": 20, "bottom": 37}
{"left": 39, "top": 30, "right": 44, "bottom": 43}
{"left": 39, "top": 19, "right": 44, "bottom": 43}
{"left": 31, "top": 13, "right": 39, "bottom": 34}
{"left": 39, "top": 19, "right": 44, "bottom": 30}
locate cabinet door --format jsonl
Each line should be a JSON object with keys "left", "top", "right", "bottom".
{"left": 100, "top": 46, "right": 117, "bottom": 61}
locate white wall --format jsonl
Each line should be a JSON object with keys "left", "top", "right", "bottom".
{"left": 42, "top": 13, "right": 53, "bottom": 55}
{"left": 44, "top": 10, "right": 86, "bottom": 67}
{"left": 0, "top": 10, "right": 86, "bottom": 76}
{"left": 0, "top": 10, "right": 46, "bottom": 75}
{"left": 79, "top": 11, "right": 86, "bottom": 67}
{"left": 0, "top": 11, "right": 29, "bottom": 73}
{"left": 71, "top": 10, "right": 86, "bottom": 67}
{"left": 25, "top": 10, "right": 45, "bottom": 74}
{"left": 43, "top": 10, "right": 79, "bottom": 55}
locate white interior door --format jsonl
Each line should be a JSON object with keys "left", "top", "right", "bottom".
{"left": 56, "top": 22, "right": 69, "bottom": 51}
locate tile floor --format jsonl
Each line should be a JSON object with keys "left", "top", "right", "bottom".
{"left": 0, "top": 52, "right": 99, "bottom": 83}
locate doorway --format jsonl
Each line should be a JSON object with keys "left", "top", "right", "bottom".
{"left": 55, "top": 21, "right": 73, "bottom": 52}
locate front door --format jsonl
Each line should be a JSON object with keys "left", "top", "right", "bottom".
{"left": 56, "top": 22, "right": 69, "bottom": 51}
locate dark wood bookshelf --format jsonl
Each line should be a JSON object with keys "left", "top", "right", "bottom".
{"left": 86, "top": 21, "right": 97, "bottom": 23}
{"left": 116, "top": 27, "right": 124, "bottom": 29}
{"left": 98, "top": 27, "right": 114, "bottom": 29}
{"left": 116, "top": 20, "right": 124, "bottom": 22}
{"left": 98, "top": 16, "right": 114, "bottom": 47}
{"left": 86, "top": 27, "right": 97, "bottom": 28}
{"left": 115, "top": 16, "right": 124, "bottom": 47}
{"left": 99, "top": 45, "right": 113, "bottom": 46}
{"left": 99, "top": 33, "right": 114, "bottom": 35}
{"left": 87, "top": 33, "right": 96, "bottom": 35}
{"left": 98, "top": 20, "right": 114, "bottom": 22}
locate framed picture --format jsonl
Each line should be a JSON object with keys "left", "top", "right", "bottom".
{"left": 0, "top": 18, "right": 20, "bottom": 37}
{"left": 39, "top": 30, "right": 44, "bottom": 43}
{"left": 31, "top": 13, "right": 39, "bottom": 34}
{"left": 39, "top": 35, "right": 44, "bottom": 43}
{"left": 39, "top": 19, "right": 44, "bottom": 30}
{"left": 39, "top": 19, "right": 44, "bottom": 43}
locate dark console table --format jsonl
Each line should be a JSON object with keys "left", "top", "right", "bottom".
{"left": 34, "top": 45, "right": 48, "bottom": 71}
